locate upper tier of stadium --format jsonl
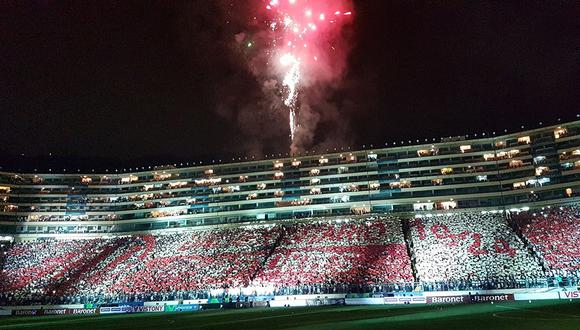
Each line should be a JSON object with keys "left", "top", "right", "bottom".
{"left": 0, "top": 120, "right": 579, "bottom": 237}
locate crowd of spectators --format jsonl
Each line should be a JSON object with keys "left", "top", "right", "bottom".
{"left": 0, "top": 239, "right": 113, "bottom": 305}
{"left": 1, "top": 207, "right": 579, "bottom": 306}
{"left": 409, "top": 212, "right": 544, "bottom": 282}
{"left": 253, "top": 217, "right": 413, "bottom": 286}
{"left": 65, "top": 226, "right": 280, "bottom": 303}
{"left": 512, "top": 205, "right": 580, "bottom": 280}
{"left": 1, "top": 217, "right": 414, "bottom": 305}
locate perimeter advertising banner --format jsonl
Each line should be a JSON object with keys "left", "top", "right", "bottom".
{"left": 12, "top": 310, "right": 40, "bottom": 316}
{"left": 132, "top": 305, "right": 165, "bottom": 313}
{"left": 10, "top": 305, "right": 164, "bottom": 316}
{"left": 384, "top": 296, "right": 427, "bottom": 304}
{"left": 165, "top": 304, "right": 200, "bottom": 312}
{"left": 42, "top": 309, "right": 68, "bottom": 315}
{"left": 426, "top": 294, "right": 514, "bottom": 304}
{"left": 118, "top": 302, "right": 145, "bottom": 307}
{"left": 470, "top": 294, "right": 515, "bottom": 303}
{"left": 99, "top": 306, "right": 133, "bottom": 314}
{"left": 71, "top": 308, "right": 98, "bottom": 315}
{"left": 426, "top": 295, "right": 467, "bottom": 304}
{"left": 11, "top": 308, "right": 97, "bottom": 316}
{"left": 305, "top": 298, "right": 345, "bottom": 306}
{"left": 559, "top": 291, "right": 580, "bottom": 299}
{"left": 99, "top": 305, "right": 164, "bottom": 314}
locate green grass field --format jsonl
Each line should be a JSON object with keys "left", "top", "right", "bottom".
{"left": 1, "top": 300, "right": 579, "bottom": 329}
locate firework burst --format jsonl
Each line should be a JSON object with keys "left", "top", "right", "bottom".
{"left": 262, "top": 0, "right": 353, "bottom": 142}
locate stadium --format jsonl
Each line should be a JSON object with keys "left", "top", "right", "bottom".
{"left": 0, "top": 120, "right": 579, "bottom": 329}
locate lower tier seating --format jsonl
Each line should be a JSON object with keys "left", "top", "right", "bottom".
{"left": 1, "top": 205, "right": 578, "bottom": 305}
{"left": 512, "top": 205, "right": 580, "bottom": 277}
{"left": 409, "top": 213, "right": 544, "bottom": 282}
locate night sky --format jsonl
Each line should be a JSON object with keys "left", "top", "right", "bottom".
{"left": 1, "top": 1, "right": 578, "bottom": 171}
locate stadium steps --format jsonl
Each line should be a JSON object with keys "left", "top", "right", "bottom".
{"left": 400, "top": 218, "right": 418, "bottom": 282}
{"left": 45, "top": 239, "right": 128, "bottom": 298}
{"left": 504, "top": 213, "right": 550, "bottom": 273}
{"left": 251, "top": 226, "right": 287, "bottom": 281}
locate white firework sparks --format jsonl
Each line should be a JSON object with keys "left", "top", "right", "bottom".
{"left": 280, "top": 53, "right": 300, "bottom": 139}
{"left": 261, "top": 0, "right": 353, "bottom": 144}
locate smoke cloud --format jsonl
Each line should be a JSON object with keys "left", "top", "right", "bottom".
{"left": 216, "top": 0, "right": 355, "bottom": 155}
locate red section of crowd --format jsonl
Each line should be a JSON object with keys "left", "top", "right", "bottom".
{"left": 513, "top": 205, "right": 580, "bottom": 276}
{"left": 253, "top": 219, "right": 413, "bottom": 286}
{"left": 0, "top": 239, "right": 113, "bottom": 302}
{"left": 69, "top": 227, "right": 280, "bottom": 297}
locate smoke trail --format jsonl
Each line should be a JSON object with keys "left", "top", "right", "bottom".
{"left": 232, "top": 0, "right": 354, "bottom": 154}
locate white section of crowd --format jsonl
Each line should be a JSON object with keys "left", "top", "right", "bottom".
{"left": 410, "top": 213, "right": 544, "bottom": 282}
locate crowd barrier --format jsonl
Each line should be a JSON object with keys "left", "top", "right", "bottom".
{"left": 11, "top": 308, "right": 98, "bottom": 316}
{"left": 3, "top": 288, "right": 579, "bottom": 316}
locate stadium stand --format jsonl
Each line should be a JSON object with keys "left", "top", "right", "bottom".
{"left": 253, "top": 217, "right": 413, "bottom": 288}
{"left": 68, "top": 226, "right": 280, "bottom": 302}
{"left": 0, "top": 118, "right": 578, "bottom": 313}
{"left": 0, "top": 217, "right": 415, "bottom": 304}
{"left": 0, "top": 239, "right": 114, "bottom": 304}
{"left": 2, "top": 208, "right": 580, "bottom": 305}
{"left": 409, "top": 212, "right": 545, "bottom": 283}
{"left": 512, "top": 205, "right": 580, "bottom": 279}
